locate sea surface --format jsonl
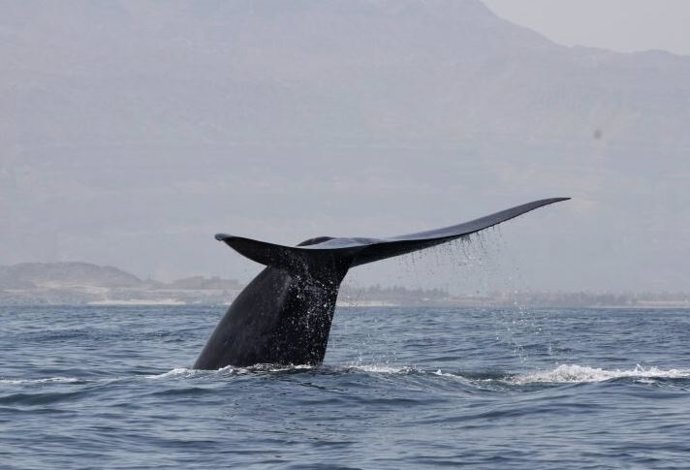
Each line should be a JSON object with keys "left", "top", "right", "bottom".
{"left": 1, "top": 305, "right": 689, "bottom": 469}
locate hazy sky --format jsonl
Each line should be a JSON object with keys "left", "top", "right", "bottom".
{"left": 2, "top": 1, "right": 689, "bottom": 293}
{"left": 484, "top": 0, "right": 690, "bottom": 55}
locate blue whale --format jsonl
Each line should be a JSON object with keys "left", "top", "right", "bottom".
{"left": 193, "top": 198, "right": 569, "bottom": 369}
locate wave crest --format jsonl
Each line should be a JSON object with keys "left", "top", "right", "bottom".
{"left": 510, "top": 364, "right": 690, "bottom": 385}
{"left": 0, "top": 377, "right": 81, "bottom": 385}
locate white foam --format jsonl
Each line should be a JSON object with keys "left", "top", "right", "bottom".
{"left": 146, "top": 363, "right": 318, "bottom": 379}
{"left": 138, "top": 363, "right": 690, "bottom": 385}
{"left": 248, "top": 363, "right": 315, "bottom": 373}
{"left": 144, "top": 363, "right": 415, "bottom": 380}
{"left": 510, "top": 364, "right": 690, "bottom": 385}
{"left": 0, "top": 377, "right": 81, "bottom": 385}
{"left": 145, "top": 367, "right": 197, "bottom": 379}
{"left": 433, "top": 369, "right": 471, "bottom": 380}
{"left": 345, "top": 364, "right": 413, "bottom": 374}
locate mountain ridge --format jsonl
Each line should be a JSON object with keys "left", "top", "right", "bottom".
{"left": 1, "top": 261, "right": 688, "bottom": 308}
{"left": 0, "top": 262, "right": 143, "bottom": 289}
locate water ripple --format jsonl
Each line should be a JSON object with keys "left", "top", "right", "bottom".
{"left": 2, "top": 306, "right": 690, "bottom": 469}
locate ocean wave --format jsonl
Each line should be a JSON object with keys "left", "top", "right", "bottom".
{"left": 343, "top": 364, "right": 414, "bottom": 374}
{"left": 145, "top": 367, "right": 198, "bottom": 379}
{"left": 0, "top": 377, "right": 82, "bottom": 385}
{"left": 144, "top": 363, "right": 418, "bottom": 381}
{"left": 509, "top": 364, "right": 690, "bottom": 385}
{"left": 141, "top": 363, "right": 690, "bottom": 386}
{"left": 145, "top": 363, "right": 318, "bottom": 380}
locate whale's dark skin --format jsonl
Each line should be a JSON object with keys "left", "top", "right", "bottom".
{"left": 193, "top": 198, "right": 569, "bottom": 369}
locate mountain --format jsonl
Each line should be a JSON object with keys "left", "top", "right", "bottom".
{"left": 4, "top": 0, "right": 687, "bottom": 147}
{"left": 0, "top": 262, "right": 142, "bottom": 289}
{"left": 0, "top": 262, "right": 241, "bottom": 305}
{"left": 2, "top": 1, "right": 689, "bottom": 292}
{"left": 0, "top": 261, "right": 449, "bottom": 306}
{"left": 1, "top": 261, "right": 687, "bottom": 308}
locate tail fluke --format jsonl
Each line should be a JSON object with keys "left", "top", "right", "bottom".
{"left": 349, "top": 197, "right": 569, "bottom": 266}
{"left": 215, "top": 197, "right": 569, "bottom": 272}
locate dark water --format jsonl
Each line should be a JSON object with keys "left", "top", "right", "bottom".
{"left": 1, "top": 305, "right": 689, "bottom": 469}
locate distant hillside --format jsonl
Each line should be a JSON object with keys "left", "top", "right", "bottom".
{"left": 3, "top": 0, "right": 688, "bottom": 148}
{"left": 0, "top": 262, "right": 143, "bottom": 289}
{"left": 1, "top": 262, "right": 688, "bottom": 307}
{"left": 0, "top": 262, "right": 243, "bottom": 305}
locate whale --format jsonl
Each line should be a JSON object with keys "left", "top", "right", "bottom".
{"left": 193, "top": 197, "right": 569, "bottom": 369}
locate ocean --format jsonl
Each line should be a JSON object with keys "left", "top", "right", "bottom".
{"left": 1, "top": 305, "right": 689, "bottom": 469}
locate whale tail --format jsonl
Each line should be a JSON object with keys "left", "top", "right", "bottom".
{"left": 196, "top": 197, "right": 569, "bottom": 369}
{"left": 215, "top": 197, "right": 569, "bottom": 273}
